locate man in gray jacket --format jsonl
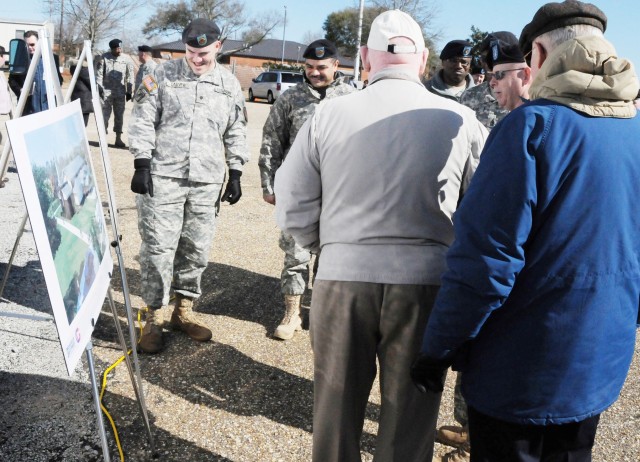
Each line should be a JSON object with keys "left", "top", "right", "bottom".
{"left": 275, "top": 9, "right": 487, "bottom": 462}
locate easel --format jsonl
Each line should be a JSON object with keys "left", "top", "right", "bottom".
{"left": 0, "top": 31, "right": 155, "bottom": 461}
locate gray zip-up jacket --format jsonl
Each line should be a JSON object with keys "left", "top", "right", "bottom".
{"left": 275, "top": 67, "right": 487, "bottom": 285}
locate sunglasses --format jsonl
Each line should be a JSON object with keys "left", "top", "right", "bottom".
{"left": 492, "top": 68, "right": 526, "bottom": 81}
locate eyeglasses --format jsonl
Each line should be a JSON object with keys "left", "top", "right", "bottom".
{"left": 492, "top": 68, "right": 526, "bottom": 81}
{"left": 523, "top": 49, "right": 532, "bottom": 66}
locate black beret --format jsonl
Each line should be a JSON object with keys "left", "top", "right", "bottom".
{"left": 519, "top": 0, "right": 607, "bottom": 56}
{"left": 440, "top": 40, "right": 473, "bottom": 60}
{"left": 138, "top": 45, "right": 153, "bottom": 53}
{"left": 479, "top": 31, "right": 524, "bottom": 69}
{"left": 182, "top": 18, "right": 221, "bottom": 48}
{"left": 470, "top": 61, "right": 485, "bottom": 75}
{"left": 303, "top": 39, "right": 338, "bottom": 60}
{"left": 109, "top": 39, "right": 122, "bottom": 49}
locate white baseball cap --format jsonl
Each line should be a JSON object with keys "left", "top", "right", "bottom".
{"left": 366, "top": 9, "right": 425, "bottom": 54}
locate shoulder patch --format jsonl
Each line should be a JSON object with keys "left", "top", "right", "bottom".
{"left": 142, "top": 74, "right": 158, "bottom": 93}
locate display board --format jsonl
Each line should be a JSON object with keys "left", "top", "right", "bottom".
{"left": 6, "top": 100, "right": 113, "bottom": 374}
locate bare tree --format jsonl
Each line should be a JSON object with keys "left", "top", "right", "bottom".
{"left": 48, "top": 0, "right": 139, "bottom": 45}
{"left": 143, "top": 0, "right": 281, "bottom": 58}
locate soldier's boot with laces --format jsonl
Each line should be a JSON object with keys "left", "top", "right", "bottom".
{"left": 138, "top": 307, "right": 165, "bottom": 354}
{"left": 170, "top": 295, "right": 212, "bottom": 342}
{"left": 114, "top": 133, "right": 126, "bottom": 148}
{"left": 273, "top": 294, "right": 303, "bottom": 340}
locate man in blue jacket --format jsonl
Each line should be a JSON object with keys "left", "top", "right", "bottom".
{"left": 412, "top": 1, "right": 640, "bottom": 461}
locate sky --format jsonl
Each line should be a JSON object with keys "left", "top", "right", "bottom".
{"left": 1, "top": 0, "right": 638, "bottom": 71}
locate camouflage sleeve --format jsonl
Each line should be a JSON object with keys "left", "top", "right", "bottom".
{"left": 258, "top": 96, "right": 290, "bottom": 195}
{"left": 128, "top": 70, "right": 162, "bottom": 160}
{"left": 95, "top": 58, "right": 103, "bottom": 87}
{"left": 223, "top": 83, "right": 249, "bottom": 171}
{"left": 126, "top": 59, "right": 135, "bottom": 93}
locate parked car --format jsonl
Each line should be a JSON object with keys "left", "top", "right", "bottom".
{"left": 248, "top": 70, "right": 303, "bottom": 104}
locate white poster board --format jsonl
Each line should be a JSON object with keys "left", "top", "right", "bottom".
{"left": 6, "top": 100, "right": 113, "bottom": 375}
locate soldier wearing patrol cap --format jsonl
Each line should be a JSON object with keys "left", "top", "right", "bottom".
{"left": 128, "top": 18, "right": 249, "bottom": 354}
{"left": 96, "top": 38, "right": 134, "bottom": 147}
{"left": 425, "top": 39, "right": 475, "bottom": 102}
{"left": 258, "top": 38, "right": 355, "bottom": 341}
{"left": 135, "top": 45, "right": 157, "bottom": 91}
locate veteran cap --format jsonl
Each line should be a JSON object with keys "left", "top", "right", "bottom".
{"left": 479, "top": 31, "right": 524, "bottom": 69}
{"left": 109, "top": 39, "right": 122, "bottom": 49}
{"left": 303, "top": 39, "right": 338, "bottom": 60}
{"left": 138, "top": 45, "right": 153, "bottom": 53}
{"left": 367, "top": 9, "right": 425, "bottom": 54}
{"left": 440, "top": 40, "right": 473, "bottom": 60}
{"left": 182, "top": 18, "right": 221, "bottom": 48}
{"left": 519, "top": 0, "right": 607, "bottom": 56}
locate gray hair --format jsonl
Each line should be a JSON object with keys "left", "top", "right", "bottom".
{"left": 535, "top": 24, "right": 603, "bottom": 53}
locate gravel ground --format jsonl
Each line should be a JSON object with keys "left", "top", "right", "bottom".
{"left": 1, "top": 96, "right": 639, "bottom": 462}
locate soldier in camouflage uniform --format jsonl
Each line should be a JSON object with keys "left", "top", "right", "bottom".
{"left": 96, "top": 38, "right": 134, "bottom": 148}
{"left": 135, "top": 45, "right": 157, "bottom": 91}
{"left": 259, "top": 39, "right": 355, "bottom": 340}
{"left": 128, "top": 18, "right": 248, "bottom": 354}
{"left": 438, "top": 31, "right": 530, "bottom": 462}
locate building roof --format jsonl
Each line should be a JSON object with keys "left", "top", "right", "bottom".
{"left": 153, "top": 38, "right": 355, "bottom": 68}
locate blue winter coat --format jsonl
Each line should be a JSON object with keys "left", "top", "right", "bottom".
{"left": 422, "top": 99, "right": 640, "bottom": 424}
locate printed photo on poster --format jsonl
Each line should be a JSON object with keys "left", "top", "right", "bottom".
{"left": 6, "top": 100, "right": 113, "bottom": 375}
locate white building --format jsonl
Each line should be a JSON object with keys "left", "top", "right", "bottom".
{"left": 0, "top": 17, "right": 55, "bottom": 51}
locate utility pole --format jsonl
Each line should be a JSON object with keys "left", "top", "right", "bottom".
{"left": 281, "top": 5, "right": 287, "bottom": 65}
{"left": 353, "top": 0, "right": 364, "bottom": 82}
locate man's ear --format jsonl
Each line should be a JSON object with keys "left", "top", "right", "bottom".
{"left": 361, "top": 46, "right": 371, "bottom": 72}
{"left": 534, "top": 41, "right": 547, "bottom": 69}
{"left": 419, "top": 48, "right": 429, "bottom": 75}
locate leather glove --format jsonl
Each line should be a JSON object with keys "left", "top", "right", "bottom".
{"left": 130, "top": 158, "right": 153, "bottom": 197}
{"left": 410, "top": 353, "right": 451, "bottom": 394}
{"left": 97, "top": 85, "right": 105, "bottom": 100}
{"left": 126, "top": 92, "right": 132, "bottom": 102}
{"left": 221, "top": 169, "right": 242, "bottom": 205}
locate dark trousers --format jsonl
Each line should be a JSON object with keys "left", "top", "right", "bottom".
{"left": 310, "top": 280, "right": 442, "bottom": 462}
{"left": 468, "top": 406, "right": 600, "bottom": 462}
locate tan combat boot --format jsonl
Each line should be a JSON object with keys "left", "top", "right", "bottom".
{"left": 273, "top": 294, "right": 303, "bottom": 340}
{"left": 138, "top": 307, "right": 164, "bottom": 354}
{"left": 170, "top": 295, "right": 212, "bottom": 342}
{"left": 114, "top": 133, "right": 126, "bottom": 148}
{"left": 437, "top": 425, "right": 469, "bottom": 448}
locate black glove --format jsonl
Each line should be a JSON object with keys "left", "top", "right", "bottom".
{"left": 410, "top": 353, "right": 451, "bottom": 394}
{"left": 221, "top": 169, "right": 242, "bottom": 205}
{"left": 126, "top": 92, "right": 132, "bottom": 102}
{"left": 131, "top": 158, "right": 153, "bottom": 197}
{"left": 97, "top": 85, "right": 105, "bottom": 100}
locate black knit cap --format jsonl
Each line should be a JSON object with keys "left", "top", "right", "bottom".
{"left": 109, "top": 39, "right": 122, "bottom": 49}
{"left": 519, "top": 0, "right": 607, "bottom": 56}
{"left": 440, "top": 40, "right": 472, "bottom": 60}
{"left": 479, "top": 31, "right": 525, "bottom": 69}
{"left": 182, "top": 18, "right": 221, "bottom": 48}
{"left": 138, "top": 45, "right": 153, "bottom": 53}
{"left": 303, "top": 39, "right": 338, "bottom": 60}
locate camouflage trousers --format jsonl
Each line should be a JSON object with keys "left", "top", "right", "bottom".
{"left": 136, "top": 175, "right": 222, "bottom": 307}
{"left": 454, "top": 372, "right": 468, "bottom": 427}
{"left": 278, "top": 231, "right": 311, "bottom": 295}
{"left": 102, "top": 91, "right": 126, "bottom": 134}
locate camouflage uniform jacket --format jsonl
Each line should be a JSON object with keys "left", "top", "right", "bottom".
{"left": 96, "top": 52, "right": 134, "bottom": 95}
{"left": 460, "top": 82, "right": 509, "bottom": 130}
{"left": 135, "top": 60, "right": 158, "bottom": 91}
{"left": 424, "top": 70, "right": 475, "bottom": 102}
{"left": 259, "top": 79, "right": 355, "bottom": 195}
{"left": 128, "top": 58, "right": 248, "bottom": 184}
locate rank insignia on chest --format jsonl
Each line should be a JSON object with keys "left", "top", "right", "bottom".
{"left": 143, "top": 74, "right": 158, "bottom": 93}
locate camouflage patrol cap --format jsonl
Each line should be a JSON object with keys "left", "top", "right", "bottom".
{"left": 182, "top": 18, "right": 221, "bottom": 48}
{"left": 303, "top": 39, "right": 338, "bottom": 60}
{"left": 519, "top": 0, "right": 607, "bottom": 56}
